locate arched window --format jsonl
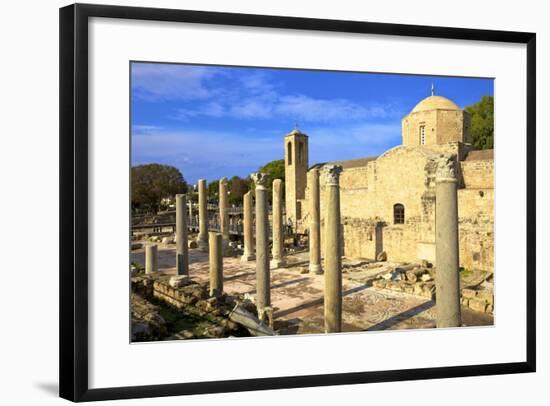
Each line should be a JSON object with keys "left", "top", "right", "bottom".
{"left": 287, "top": 142, "right": 292, "bottom": 165}
{"left": 394, "top": 203, "right": 405, "bottom": 224}
{"left": 298, "top": 142, "right": 303, "bottom": 164}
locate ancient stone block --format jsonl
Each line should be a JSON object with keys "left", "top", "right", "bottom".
{"left": 469, "top": 297, "right": 488, "bottom": 313}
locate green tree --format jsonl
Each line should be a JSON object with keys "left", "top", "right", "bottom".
{"left": 207, "top": 179, "right": 220, "bottom": 202}
{"left": 257, "top": 159, "right": 285, "bottom": 203}
{"left": 228, "top": 176, "right": 251, "bottom": 206}
{"left": 259, "top": 159, "right": 285, "bottom": 182}
{"left": 465, "top": 95, "right": 494, "bottom": 150}
{"left": 131, "top": 164, "right": 187, "bottom": 213}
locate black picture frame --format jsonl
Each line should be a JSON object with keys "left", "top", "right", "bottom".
{"left": 59, "top": 3, "right": 536, "bottom": 402}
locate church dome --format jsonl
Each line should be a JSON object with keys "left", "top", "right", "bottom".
{"left": 411, "top": 95, "right": 460, "bottom": 113}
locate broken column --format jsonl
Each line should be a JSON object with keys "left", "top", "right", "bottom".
{"left": 435, "top": 154, "right": 462, "bottom": 328}
{"left": 324, "top": 165, "right": 343, "bottom": 333}
{"left": 308, "top": 168, "right": 322, "bottom": 274}
{"left": 219, "top": 177, "right": 230, "bottom": 253}
{"left": 241, "top": 190, "right": 255, "bottom": 262}
{"left": 196, "top": 179, "right": 208, "bottom": 252}
{"left": 252, "top": 172, "right": 271, "bottom": 322}
{"left": 209, "top": 232, "right": 223, "bottom": 297}
{"left": 271, "top": 179, "right": 286, "bottom": 269}
{"left": 175, "top": 194, "right": 189, "bottom": 276}
{"left": 145, "top": 244, "right": 158, "bottom": 274}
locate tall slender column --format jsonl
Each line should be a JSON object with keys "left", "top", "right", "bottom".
{"left": 324, "top": 165, "right": 343, "bottom": 333}
{"left": 175, "top": 194, "right": 189, "bottom": 275}
{"left": 241, "top": 190, "right": 255, "bottom": 262}
{"left": 252, "top": 172, "right": 271, "bottom": 322}
{"left": 435, "top": 155, "right": 462, "bottom": 327}
{"left": 270, "top": 179, "right": 286, "bottom": 269}
{"left": 219, "top": 177, "right": 230, "bottom": 253}
{"left": 308, "top": 168, "right": 322, "bottom": 274}
{"left": 188, "top": 201, "right": 193, "bottom": 227}
{"left": 209, "top": 232, "right": 223, "bottom": 297}
{"left": 196, "top": 179, "right": 208, "bottom": 252}
{"left": 145, "top": 244, "right": 158, "bottom": 274}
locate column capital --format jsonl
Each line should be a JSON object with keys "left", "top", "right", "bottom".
{"left": 251, "top": 172, "right": 269, "bottom": 190}
{"left": 219, "top": 176, "right": 228, "bottom": 185}
{"left": 324, "top": 165, "right": 343, "bottom": 186}
{"left": 435, "top": 154, "right": 458, "bottom": 182}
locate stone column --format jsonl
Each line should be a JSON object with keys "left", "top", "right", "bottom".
{"left": 145, "top": 244, "right": 158, "bottom": 274}
{"left": 308, "top": 168, "right": 322, "bottom": 274}
{"left": 435, "top": 155, "right": 462, "bottom": 328}
{"left": 175, "top": 194, "right": 189, "bottom": 276}
{"left": 252, "top": 172, "right": 271, "bottom": 322}
{"left": 188, "top": 202, "right": 193, "bottom": 227}
{"left": 219, "top": 177, "right": 230, "bottom": 253}
{"left": 324, "top": 165, "right": 343, "bottom": 333}
{"left": 270, "top": 179, "right": 286, "bottom": 269}
{"left": 209, "top": 232, "right": 223, "bottom": 297}
{"left": 241, "top": 190, "right": 255, "bottom": 262}
{"left": 196, "top": 179, "right": 208, "bottom": 252}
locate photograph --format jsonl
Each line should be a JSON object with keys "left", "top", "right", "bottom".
{"left": 129, "top": 62, "right": 495, "bottom": 341}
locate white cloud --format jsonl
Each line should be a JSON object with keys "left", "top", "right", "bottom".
{"left": 133, "top": 63, "right": 404, "bottom": 122}
{"left": 131, "top": 63, "right": 225, "bottom": 101}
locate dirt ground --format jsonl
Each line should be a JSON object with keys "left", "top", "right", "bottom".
{"left": 131, "top": 243, "right": 493, "bottom": 335}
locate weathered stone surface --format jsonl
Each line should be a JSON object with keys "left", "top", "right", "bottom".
{"left": 324, "top": 165, "right": 343, "bottom": 333}
{"left": 376, "top": 251, "right": 387, "bottom": 262}
{"left": 477, "top": 290, "right": 494, "bottom": 305}
{"left": 435, "top": 160, "right": 461, "bottom": 328}
{"left": 169, "top": 275, "right": 189, "bottom": 288}
{"left": 469, "top": 297, "right": 488, "bottom": 313}
{"left": 462, "top": 288, "right": 477, "bottom": 299}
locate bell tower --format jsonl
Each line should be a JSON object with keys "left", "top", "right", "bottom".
{"left": 284, "top": 128, "right": 309, "bottom": 226}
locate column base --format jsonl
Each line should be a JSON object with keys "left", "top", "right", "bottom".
{"left": 309, "top": 263, "right": 323, "bottom": 274}
{"left": 240, "top": 253, "right": 255, "bottom": 262}
{"left": 270, "top": 259, "right": 287, "bottom": 269}
{"left": 196, "top": 238, "right": 208, "bottom": 252}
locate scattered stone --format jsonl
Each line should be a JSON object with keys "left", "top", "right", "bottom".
{"left": 188, "top": 240, "right": 198, "bottom": 249}
{"left": 421, "top": 259, "right": 433, "bottom": 268}
{"left": 376, "top": 251, "right": 387, "bottom": 262}
{"left": 169, "top": 275, "right": 189, "bottom": 288}
{"left": 300, "top": 267, "right": 309, "bottom": 274}
{"left": 162, "top": 236, "right": 174, "bottom": 244}
{"left": 420, "top": 273, "right": 433, "bottom": 282}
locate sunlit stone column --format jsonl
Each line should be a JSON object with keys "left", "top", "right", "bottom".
{"left": 188, "top": 201, "right": 193, "bottom": 227}
{"left": 252, "top": 172, "right": 271, "bottom": 322}
{"left": 196, "top": 179, "right": 208, "bottom": 252}
{"left": 324, "top": 165, "right": 343, "bottom": 333}
{"left": 209, "top": 232, "right": 223, "bottom": 297}
{"left": 219, "top": 177, "right": 230, "bottom": 254}
{"left": 435, "top": 154, "right": 462, "bottom": 328}
{"left": 270, "top": 179, "right": 286, "bottom": 269}
{"left": 241, "top": 191, "right": 255, "bottom": 262}
{"left": 145, "top": 244, "right": 158, "bottom": 275}
{"left": 176, "top": 194, "right": 189, "bottom": 276}
{"left": 308, "top": 168, "right": 322, "bottom": 274}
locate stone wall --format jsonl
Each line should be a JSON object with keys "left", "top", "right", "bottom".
{"left": 299, "top": 145, "right": 494, "bottom": 272}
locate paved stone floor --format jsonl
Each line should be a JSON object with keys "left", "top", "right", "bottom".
{"left": 131, "top": 243, "right": 493, "bottom": 335}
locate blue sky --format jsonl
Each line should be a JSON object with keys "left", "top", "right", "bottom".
{"left": 131, "top": 62, "right": 493, "bottom": 184}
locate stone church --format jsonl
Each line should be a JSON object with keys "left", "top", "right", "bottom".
{"left": 284, "top": 92, "right": 494, "bottom": 272}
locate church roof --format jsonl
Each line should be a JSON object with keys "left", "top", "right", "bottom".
{"left": 465, "top": 149, "right": 494, "bottom": 161}
{"left": 311, "top": 156, "right": 378, "bottom": 170}
{"left": 411, "top": 95, "right": 461, "bottom": 113}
